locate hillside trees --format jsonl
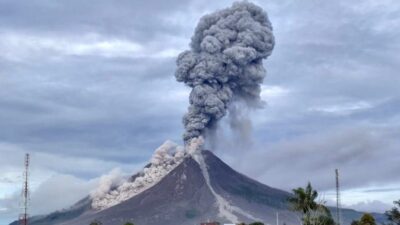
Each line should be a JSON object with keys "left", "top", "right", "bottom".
{"left": 249, "top": 222, "right": 265, "bottom": 225}
{"left": 386, "top": 200, "right": 400, "bottom": 225}
{"left": 89, "top": 220, "right": 102, "bottom": 225}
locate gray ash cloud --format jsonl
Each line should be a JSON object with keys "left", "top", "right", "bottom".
{"left": 175, "top": 1, "right": 275, "bottom": 143}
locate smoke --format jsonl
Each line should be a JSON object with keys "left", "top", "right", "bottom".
{"left": 228, "top": 102, "right": 253, "bottom": 145}
{"left": 90, "top": 168, "right": 124, "bottom": 200}
{"left": 150, "top": 140, "right": 184, "bottom": 165}
{"left": 185, "top": 136, "right": 205, "bottom": 155}
{"left": 91, "top": 140, "right": 186, "bottom": 210}
{"left": 175, "top": 1, "right": 275, "bottom": 146}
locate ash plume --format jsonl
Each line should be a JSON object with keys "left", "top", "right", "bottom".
{"left": 175, "top": 1, "right": 275, "bottom": 146}
{"left": 91, "top": 140, "right": 185, "bottom": 210}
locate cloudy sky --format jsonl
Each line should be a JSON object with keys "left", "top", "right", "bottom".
{"left": 1, "top": 0, "right": 400, "bottom": 223}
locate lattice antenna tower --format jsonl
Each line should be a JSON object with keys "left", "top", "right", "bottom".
{"left": 335, "top": 169, "right": 342, "bottom": 225}
{"left": 19, "top": 153, "right": 30, "bottom": 225}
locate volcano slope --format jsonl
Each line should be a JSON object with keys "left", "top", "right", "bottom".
{"left": 10, "top": 150, "right": 387, "bottom": 225}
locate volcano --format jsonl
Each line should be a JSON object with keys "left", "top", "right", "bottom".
{"left": 10, "top": 150, "right": 386, "bottom": 225}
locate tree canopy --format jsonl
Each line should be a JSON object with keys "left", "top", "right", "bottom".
{"left": 249, "top": 222, "right": 264, "bottom": 225}
{"left": 89, "top": 220, "right": 102, "bottom": 225}
{"left": 386, "top": 200, "right": 400, "bottom": 225}
{"left": 288, "top": 182, "right": 334, "bottom": 225}
{"left": 288, "top": 182, "right": 318, "bottom": 214}
{"left": 359, "top": 213, "right": 376, "bottom": 225}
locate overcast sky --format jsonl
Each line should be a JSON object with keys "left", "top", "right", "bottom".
{"left": 1, "top": 0, "right": 400, "bottom": 223}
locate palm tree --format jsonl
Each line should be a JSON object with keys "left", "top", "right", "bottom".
{"left": 311, "top": 205, "right": 335, "bottom": 225}
{"left": 288, "top": 182, "right": 318, "bottom": 225}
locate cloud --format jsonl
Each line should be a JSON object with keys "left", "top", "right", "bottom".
{"left": 309, "top": 101, "right": 373, "bottom": 116}
{"left": 0, "top": 32, "right": 187, "bottom": 62}
{"left": 363, "top": 187, "right": 400, "bottom": 193}
{"left": 221, "top": 125, "right": 400, "bottom": 193}
{"left": 0, "top": 178, "right": 14, "bottom": 184}
{"left": 29, "top": 174, "right": 97, "bottom": 214}
{"left": 0, "top": 0, "right": 197, "bottom": 41}
{"left": 346, "top": 200, "right": 392, "bottom": 213}
{"left": 0, "top": 173, "right": 98, "bottom": 222}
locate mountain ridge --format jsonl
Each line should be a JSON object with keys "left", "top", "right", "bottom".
{"left": 9, "top": 150, "right": 387, "bottom": 225}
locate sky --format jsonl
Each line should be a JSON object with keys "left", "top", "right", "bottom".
{"left": 1, "top": 0, "right": 400, "bottom": 223}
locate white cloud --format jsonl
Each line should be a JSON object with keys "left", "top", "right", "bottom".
{"left": 309, "top": 101, "right": 373, "bottom": 115}
{"left": 29, "top": 173, "right": 97, "bottom": 214}
{"left": 345, "top": 200, "right": 392, "bottom": 213}
{"left": 0, "top": 32, "right": 184, "bottom": 61}
{"left": 0, "top": 173, "right": 97, "bottom": 221}
{"left": 322, "top": 184, "right": 400, "bottom": 213}
{"left": 261, "top": 85, "right": 290, "bottom": 100}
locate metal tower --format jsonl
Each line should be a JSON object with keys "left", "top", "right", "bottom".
{"left": 335, "top": 169, "right": 341, "bottom": 225}
{"left": 19, "top": 153, "right": 30, "bottom": 225}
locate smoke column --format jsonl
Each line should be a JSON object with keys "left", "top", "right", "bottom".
{"left": 175, "top": 1, "right": 275, "bottom": 147}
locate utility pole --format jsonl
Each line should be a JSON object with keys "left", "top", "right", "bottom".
{"left": 276, "top": 212, "right": 279, "bottom": 225}
{"left": 335, "top": 169, "right": 341, "bottom": 225}
{"left": 19, "top": 153, "right": 30, "bottom": 225}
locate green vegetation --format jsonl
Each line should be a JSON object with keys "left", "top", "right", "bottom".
{"left": 386, "top": 200, "right": 400, "bottom": 225}
{"left": 185, "top": 209, "right": 198, "bottom": 219}
{"left": 236, "top": 222, "right": 264, "bottom": 225}
{"left": 249, "top": 222, "right": 265, "bottom": 225}
{"left": 288, "top": 182, "right": 318, "bottom": 214}
{"left": 89, "top": 221, "right": 135, "bottom": 225}
{"left": 311, "top": 205, "right": 335, "bottom": 225}
{"left": 123, "top": 222, "right": 135, "bottom": 225}
{"left": 89, "top": 220, "right": 102, "bottom": 225}
{"left": 350, "top": 213, "right": 376, "bottom": 225}
{"left": 288, "top": 182, "right": 334, "bottom": 225}
{"left": 359, "top": 213, "right": 376, "bottom": 225}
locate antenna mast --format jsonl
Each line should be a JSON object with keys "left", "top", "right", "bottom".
{"left": 19, "top": 153, "right": 30, "bottom": 225}
{"left": 335, "top": 169, "right": 341, "bottom": 225}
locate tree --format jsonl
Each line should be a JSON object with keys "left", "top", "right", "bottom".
{"left": 89, "top": 220, "right": 102, "bottom": 225}
{"left": 386, "top": 200, "right": 400, "bottom": 225}
{"left": 311, "top": 205, "right": 335, "bottom": 225}
{"left": 288, "top": 182, "right": 318, "bottom": 225}
{"left": 288, "top": 182, "right": 335, "bottom": 225}
{"left": 249, "top": 222, "right": 264, "bottom": 225}
{"left": 289, "top": 182, "right": 318, "bottom": 213}
{"left": 359, "top": 213, "right": 376, "bottom": 225}
{"left": 351, "top": 220, "right": 359, "bottom": 225}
